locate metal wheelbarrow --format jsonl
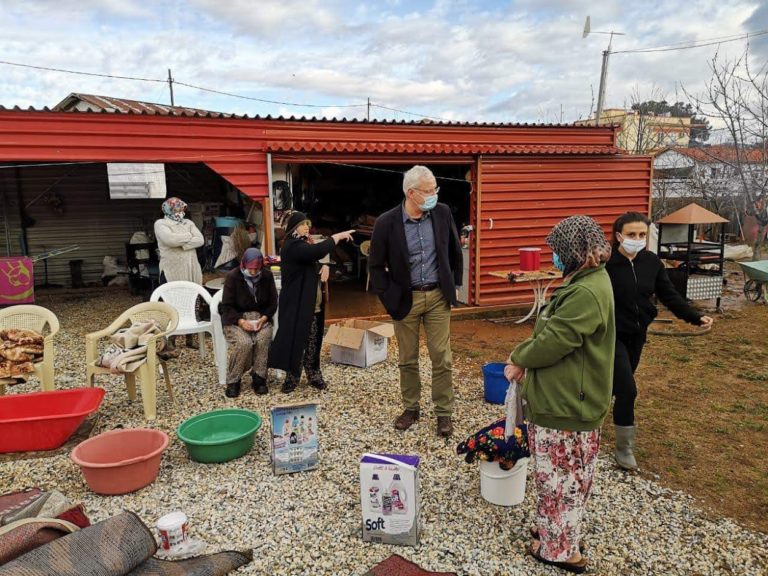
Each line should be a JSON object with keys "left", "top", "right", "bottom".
{"left": 737, "top": 260, "right": 768, "bottom": 303}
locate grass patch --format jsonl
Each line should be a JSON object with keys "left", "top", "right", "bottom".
{"left": 741, "top": 421, "right": 765, "bottom": 433}
{"left": 737, "top": 371, "right": 768, "bottom": 382}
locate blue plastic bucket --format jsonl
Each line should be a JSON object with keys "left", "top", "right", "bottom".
{"left": 482, "top": 362, "right": 509, "bottom": 404}
{"left": 215, "top": 216, "right": 242, "bottom": 229}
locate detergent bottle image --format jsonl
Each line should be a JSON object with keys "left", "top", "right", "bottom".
{"left": 368, "top": 474, "right": 382, "bottom": 512}
{"left": 389, "top": 474, "right": 408, "bottom": 514}
{"left": 381, "top": 483, "right": 392, "bottom": 516}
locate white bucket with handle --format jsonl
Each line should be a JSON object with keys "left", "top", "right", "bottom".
{"left": 479, "top": 458, "right": 528, "bottom": 506}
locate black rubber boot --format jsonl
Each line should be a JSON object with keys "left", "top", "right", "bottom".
{"left": 251, "top": 373, "right": 268, "bottom": 395}
{"left": 281, "top": 374, "right": 298, "bottom": 394}
{"left": 305, "top": 368, "right": 327, "bottom": 390}
{"left": 225, "top": 381, "right": 241, "bottom": 398}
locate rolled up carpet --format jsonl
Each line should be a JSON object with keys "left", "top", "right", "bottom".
{"left": 0, "top": 510, "right": 252, "bottom": 576}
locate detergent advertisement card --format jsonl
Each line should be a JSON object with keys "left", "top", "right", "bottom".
{"left": 270, "top": 402, "right": 319, "bottom": 475}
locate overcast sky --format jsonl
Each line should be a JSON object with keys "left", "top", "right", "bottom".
{"left": 1, "top": 0, "right": 766, "bottom": 129}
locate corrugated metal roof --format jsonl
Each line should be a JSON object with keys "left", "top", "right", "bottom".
{"left": 661, "top": 146, "right": 765, "bottom": 164}
{"left": 267, "top": 141, "right": 619, "bottom": 155}
{"left": 52, "top": 93, "right": 235, "bottom": 118}
{"left": 3, "top": 94, "right": 614, "bottom": 129}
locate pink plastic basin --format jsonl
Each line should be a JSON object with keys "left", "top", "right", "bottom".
{"left": 71, "top": 428, "right": 169, "bottom": 495}
{"left": 0, "top": 388, "right": 105, "bottom": 453}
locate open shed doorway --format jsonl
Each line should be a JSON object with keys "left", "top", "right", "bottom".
{"left": 0, "top": 161, "right": 264, "bottom": 294}
{"left": 270, "top": 160, "right": 473, "bottom": 319}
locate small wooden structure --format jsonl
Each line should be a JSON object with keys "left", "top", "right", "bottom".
{"left": 657, "top": 203, "right": 728, "bottom": 309}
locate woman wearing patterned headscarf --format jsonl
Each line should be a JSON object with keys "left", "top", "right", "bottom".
{"left": 504, "top": 215, "right": 615, "bottom": 574}
{"left": 220, "top": 247, "right": 278, "bottom": 397}
{"left": 154, "top": 197, "right": 205, "bottom": 349}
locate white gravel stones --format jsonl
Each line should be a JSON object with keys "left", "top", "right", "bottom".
{"left": 0, "top": 289, "right": 766, "bottom": 575}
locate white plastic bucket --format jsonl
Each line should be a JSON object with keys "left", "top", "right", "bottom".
{"left": 479, "top": 458, "right": 528, "bottom": 506}
{"left": 156, "top": 511, "right": 189, "bottom": 551}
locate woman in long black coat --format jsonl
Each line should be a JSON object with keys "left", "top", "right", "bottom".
{"left": 268, "top": 212, "right": 355, "bottom": 393}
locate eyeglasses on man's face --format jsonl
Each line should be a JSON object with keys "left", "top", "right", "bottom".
{"left": 411, "top": 186, "right": 440, "bottom": 197}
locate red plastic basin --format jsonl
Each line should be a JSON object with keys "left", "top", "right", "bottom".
{"left": 0, "top": 388, "right": 105, "bottom": 453}
{"left": 71, "top": 428, "right": 169, "bottom": 495}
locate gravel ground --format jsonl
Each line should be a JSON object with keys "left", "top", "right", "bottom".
{"left": 1, "top": 290, "right": 767, "bottom": 576}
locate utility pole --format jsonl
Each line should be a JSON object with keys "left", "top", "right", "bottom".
{"left": 167, "top": 69, "right": 175, "bottom": 106}
{"left": 367, "top": 97, "right": 371, "bottom": 121}
{"left": 582, "top": 17, "right": 624, "bottom": 126}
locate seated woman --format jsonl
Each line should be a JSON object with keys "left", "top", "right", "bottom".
{"left": 220, "top": 248, "right": 278, "bottom": 398}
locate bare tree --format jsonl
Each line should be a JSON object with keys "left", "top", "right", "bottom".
{"left": 685, "top": 46, "right": 768, "bottom": 259}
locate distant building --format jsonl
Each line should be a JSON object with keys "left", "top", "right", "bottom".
{"left": 576, "top": 108, "right": 691, "bottom": 153}
{"left": 652, "top": 146, "right": 767, "bottom": 234}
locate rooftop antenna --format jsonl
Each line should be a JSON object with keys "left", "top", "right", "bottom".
{"left": 583, "top": 16, "right": 625, "bottom": 126}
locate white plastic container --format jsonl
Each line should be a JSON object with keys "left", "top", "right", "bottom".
{"left": 479, "top": 458, "right": 528, "bottom": 506}
{"left": 156, "top": 511, "right": 189, "bottom": 551}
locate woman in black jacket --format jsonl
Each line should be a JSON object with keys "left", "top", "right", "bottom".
{"left": 220, "top": 248, "right": 278, "bottom": 398}
{"left": 268, "top": 212, "right": 354, "bottom": 393}
{"left": 606, "top": 212, "right": 713, "bottom": 470}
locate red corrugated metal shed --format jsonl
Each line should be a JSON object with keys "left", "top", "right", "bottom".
{"left": 0, "top": 106, "right": 652, "bottom": 307}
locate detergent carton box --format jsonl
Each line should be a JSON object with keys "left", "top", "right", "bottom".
{"left": 360, "top": 453, "right": 420, "bottom": 546}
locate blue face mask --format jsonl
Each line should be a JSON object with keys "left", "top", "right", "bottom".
{"left": 420, "top": 195, "right": 438, "bottom": 211}
{"left": 552, "top": 253, "right": 566, "bottom": 272}
{"left": 242, "top": 268, "right": 261, "bottom": 278}
{"left": 416, "top": 192, "right": 438, "bottom": 211}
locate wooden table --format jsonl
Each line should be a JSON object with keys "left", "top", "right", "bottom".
{"left": 490, "top": 269, "right": 563, "bottom": 323}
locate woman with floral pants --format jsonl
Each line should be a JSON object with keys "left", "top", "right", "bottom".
{"left": 505, "top": 216, "right": 615, "bottom": 574}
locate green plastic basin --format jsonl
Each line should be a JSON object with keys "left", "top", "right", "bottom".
{"left": 177, "top": 409, "right": 262, "bottom": 463}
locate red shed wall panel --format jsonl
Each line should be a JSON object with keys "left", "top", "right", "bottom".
{"left": 476, "top": 155, "right": 652, "bottom": 306}
{"left": 0, "top": 113, "right": 269, "bottom": 197}
{"left": 0, "top": 110, "right": 617, "bottom": 199}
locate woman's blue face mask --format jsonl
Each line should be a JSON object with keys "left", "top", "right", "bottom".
{"left": 552, "top": 253, "right": 566, "bottom": 272}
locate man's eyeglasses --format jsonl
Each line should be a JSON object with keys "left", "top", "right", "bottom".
{"left": 412, "top": 186, "right": 440, "bottom": 196}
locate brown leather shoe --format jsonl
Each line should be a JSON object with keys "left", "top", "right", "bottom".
{"left": 394, "top": 409, "right": 420, "bottom": 431}
{"left": 436, "top": 416, "right": 453, "bottom": 437}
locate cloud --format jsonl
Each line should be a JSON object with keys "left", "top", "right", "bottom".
{"left": 189, "top": 0, "right": 341, "bottom": 37}
{"left": 0, "top": 0, "right": 763, "bottom": 125}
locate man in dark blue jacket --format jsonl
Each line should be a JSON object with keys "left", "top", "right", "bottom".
{"left": 369, "top": 165, "right": 463, "bottom": 437}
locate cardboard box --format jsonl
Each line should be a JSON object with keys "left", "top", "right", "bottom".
{"left": 360, "top": 453, "right": 420, "bottom": 546}
{"left": 270, "top": 402, "right": 319, "bottom": 475}
{"left": 325, "top": 320, "right": 395, "bottom": 368}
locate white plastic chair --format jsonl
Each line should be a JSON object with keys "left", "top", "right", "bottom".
{"left": 0, "top": 304, "right": 60, "bottom": 395}
{"left": 210, "top": 283, "right": 281, "bottom": 386}
{"left": 210, "top": 290, "right": 228, "bottom": 386}
{"left": 150, "top": 281, "right": 214, "bottom": 360}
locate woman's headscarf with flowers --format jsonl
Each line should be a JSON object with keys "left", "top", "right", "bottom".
{"left": 161, "top": 197, "right": 187, "bottom": 223}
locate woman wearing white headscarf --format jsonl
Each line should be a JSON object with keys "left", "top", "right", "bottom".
{"left": 154, "top": 197, "right": 204, "bottom": 349}
{"left": 505, "top": 215, "right": 615, "bottom": 574}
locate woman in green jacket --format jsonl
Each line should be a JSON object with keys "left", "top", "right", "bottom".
{"left": 505, "top": 215, "right": 615, "bottom": 574}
